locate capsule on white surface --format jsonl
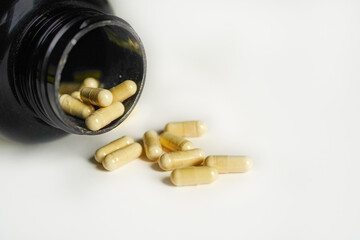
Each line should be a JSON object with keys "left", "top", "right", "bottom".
{"left": 204, "top": 155, "right": 253, "bottom": 173}
{"left": 102, "top": 142, "right": 143, "bottom": 171}
{"left": 143, "top": 130, "right": 163, "bottom": 161}
{"left": 159, "top": 132, "right": 194, "bottom": 151}
{"left": 94, "top": 136, "right": 134, "bottom": 163}
{"left": 165, "top": 121, "right": 207, "bottom": 137}
{"left": 170, "top": 166, "right": 218, "bottom": 186}
{"left": 158, "top": 148, "right": 205, "bottom": 171}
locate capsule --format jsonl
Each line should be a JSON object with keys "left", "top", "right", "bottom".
{"left": 94, "top": 136, "right": 134, "bottom": 163}
{"left": 102, "top": 142, "right": 143, "bottom": 171}
{"left": 59, "top": 94, "right": 95, "bottom": 119}
{"left": 159, "top": 132, "right": 194, "bottom": 151}
{"left": 170, "top": 166, "right": 218, "bottom": 186}
{"left": 85, "top": 102, "right": 125, "bottom": 131}
{"left": 165, "top": 121, "right": 207, "bottom": 137}
{"left": 80, "top": 87, "right": 113, "bottom": 107}
{"left": 204, "top": 156, "right": 253, "bottom": 173}
{"left": 80, "top": 77, "right": 99, "bottom": 90}
{"left": 158, "top": 148, "right": 205, "bottom": 171}
{"left": 110, "top": 80, "right": 137, "bottom": 102}
{"left": 143, "top": 130, "right": 163, "bottom": 161}
{"left": 71, "top": 91, "right": 81, "bottom": 100}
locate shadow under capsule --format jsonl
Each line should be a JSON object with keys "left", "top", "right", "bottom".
{"left": 162, "top": 176, "right": 175, "bottom": 187}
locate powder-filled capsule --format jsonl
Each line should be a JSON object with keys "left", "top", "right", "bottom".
{"left": 110, "top": 80, "right": 137, "bottom": 102}
{"left": 85, "top": 102, "right": 125, "bottom": 131}
{"left": 143, "top": 130, "right": 163, "bottom": 161}
{"left": 94, "top": 136, "right": 134, "bottom": 163}
{"left": 80, "top": 77, "right": 99, "bottom": 90}
{"left": 102, "top": 142, "right": 143, "bottom": 171}
{"left": 158, "top": 148, "right": 205, "bottom": 171}
{"left": 159, "top": 132, "right": 194, "bottom": 151}
{"left": 204, "top": 155, "right": 253, "bottom": 173}
{"left": 71, "top": 91, "right": 81, "bottom": 100}
{"left": 165, "top": 121, "right": 207, "bottom": 137}
{"left": 59, "top": 94, "right": 95, "bottom": 119}
{"left": 80, "top": 87, "right": 113, "bottom": 107}
{"left": 170, "top": 166, "right": 218, "bottom": 186}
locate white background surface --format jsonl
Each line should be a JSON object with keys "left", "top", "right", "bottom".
{"left": 1, "top": 0, "right": 360, "bottom": 239}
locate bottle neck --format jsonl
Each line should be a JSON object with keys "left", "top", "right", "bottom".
{"left": 12, "top": 5, "right": 146, "bottom": 134}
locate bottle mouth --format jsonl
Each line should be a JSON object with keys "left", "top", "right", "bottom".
{"left": 51, "top": 19, "right": 146, "bottom": 134}
{"left": 12, "top": 7, "right": 146, "bottom": 136}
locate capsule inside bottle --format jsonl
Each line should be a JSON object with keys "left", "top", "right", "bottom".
{"left": 80, "top": 87, "right": 113, "bottom": 107}
{"left": 85, "top": 102, "right": 125, "bottom": 131}
{"left": 59, "top": 94, "right": 94, "bottom": 119}
{"left": 110, "top": 80, "right": 137, "bottom": 102}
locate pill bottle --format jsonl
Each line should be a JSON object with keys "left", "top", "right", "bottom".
{"left": 0, "top": 0, "right": 146, "bottom": 143}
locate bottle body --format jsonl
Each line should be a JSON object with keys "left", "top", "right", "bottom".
{"left": 0, "top": 0, "right": 146, "bottom": 143}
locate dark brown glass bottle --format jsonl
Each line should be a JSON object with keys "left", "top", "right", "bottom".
{"left": 0, "top": 0, "right": 146, "bottom": 143}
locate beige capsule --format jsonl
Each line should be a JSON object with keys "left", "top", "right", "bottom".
{"left": 71, "top": 91, "right": 81, "bottom": 100}
{"left": 59, "top": 94, "right": 95, "bottom": 119}
{"left": 159, "top": 132, "right": 194, "bottom": 151}
{"left": 80, "top": 87, "right": 113, "bottom": 107}
{"left": 204, "top": 156, "right": 253, "bottom": 173}
{"left": 94, "top": 136, "right": 134, "bottom": 163}
{"left": 165, "top": 121, "right": 207, "bottom": 137}
{"left": 80, "top": 77, "right": 99, "bottom": 90}
{"left": 110, "top": 80, "right": 137, "bottom": 102}
{"left": 85, "top": 102, "right": 125, "bottom": 131}
{"left": 143, "top": 130, "right": 163, "bottom": 161}
{"left": 158, "top": 148, "right": 205, "bottom": 171}
{"left": 102, "top": 142, "right": 143, "bottom": 171}
{"left": 170, "top": 166, "right": 218, "bottom": 186}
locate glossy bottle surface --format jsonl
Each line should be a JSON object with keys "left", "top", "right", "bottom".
{"left": 0, "top": 0, "right": 146, "bottom": 143}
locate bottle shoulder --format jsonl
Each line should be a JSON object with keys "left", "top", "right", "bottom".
{"left": 0, "top": 0, "right": 113, "bottom": 143}
{"left": 0, "top": 0, "right": 113, "bottom": 66}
